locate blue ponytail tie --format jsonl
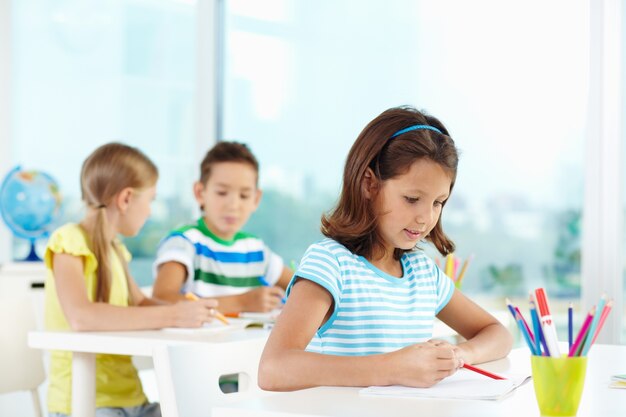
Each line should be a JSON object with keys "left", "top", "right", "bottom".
{"left": 390, "top": 124, "right": 442, "bottom": 139}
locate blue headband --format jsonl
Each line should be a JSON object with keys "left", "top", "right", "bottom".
{"left": 390, "top": 124, "right": 442, "bottom": 139}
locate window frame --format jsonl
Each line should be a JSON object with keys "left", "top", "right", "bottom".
{"left": 581, "top": 0, "right": 623, "bottom": 343}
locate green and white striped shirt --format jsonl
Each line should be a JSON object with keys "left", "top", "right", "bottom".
{"left": 154, "top": 218, "right": 284, "bottom": 297}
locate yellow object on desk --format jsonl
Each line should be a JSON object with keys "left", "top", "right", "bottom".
{"left": 531, "top": 355, "right": 587, "bottom": 416}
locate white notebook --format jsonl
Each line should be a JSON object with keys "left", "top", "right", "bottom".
{"left": 360, "top": 369, "right": 531, "bottom": 401}
{"left": 160, "top": 318, "right": 250, "bottom": 333}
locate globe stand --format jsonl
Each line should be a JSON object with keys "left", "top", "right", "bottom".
{"left": 23, "top": 239, "right": 42, "bottom": 262}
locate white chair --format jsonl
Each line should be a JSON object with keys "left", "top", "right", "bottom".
{"left": 0, "top": 294, "right": 46, "bottom": 417}
{"left": 153, "top": 337, "right": 271, "bottom": 417}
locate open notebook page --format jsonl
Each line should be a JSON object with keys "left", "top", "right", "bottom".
{"left": 360, "top": 368, "right": 531, "bottom": 401}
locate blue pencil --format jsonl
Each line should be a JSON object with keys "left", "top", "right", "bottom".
{"left": 515, "top": 311, "right": 538, "bottom": 355}
{"left": 505, "top": 298, "right": 517, "bottom": 320}
{"left": 568, "top": 302, "right": 573, "bottom": 351}
{"left": 506, "top": 298, "right": 537, "bottom": 354}
{"left": 529, "top": 300, "right": 542, "bottom": 356}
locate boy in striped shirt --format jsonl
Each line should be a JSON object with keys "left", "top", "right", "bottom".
{"left": 152, "top": 142, "right": 292, "bottom": 313}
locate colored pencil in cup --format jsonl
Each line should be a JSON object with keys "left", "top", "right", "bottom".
{"left": 514, "top": 306, "right": 534, "bottom": 344}
{"left": 184, "top": 292, "right": 230, "bottom": 325}
{"left": 529, "top": 299, "right": 545, "bottom": 356}
{"left": 575, "top": 323, "right": 591, "bottom": 356}
{"left": 590, "top": 299, "right": 613, "bottom": 346}
{"left": 505, "top": 298, "right": 517, "bottom": 320}
{"left": 515, "top": 311, "right": 538, "bottom": 355}
{"left": 568, "top": 302, "right": 573, "bottom": 351}
{"left": 463, "top": 363, "right": 505, "bottom": 380}
{"left": 568, "top": 306, "right": 594, "bottom": 357}
{"left": 505, "top": 298, "right": 536, "bottom": 354}
{"left": 581, "top": 294, "right": 606, "bottom": 356}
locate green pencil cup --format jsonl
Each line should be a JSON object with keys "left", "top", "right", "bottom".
{"left": 531, "top": 355, "right": 587, "bottom": 416}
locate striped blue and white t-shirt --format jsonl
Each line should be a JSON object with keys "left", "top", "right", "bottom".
{"left": 153, "top": 218, "right": 284, "bottom": 297}
{"left": 288, "top": 238, "right": 454, "bottom": 356}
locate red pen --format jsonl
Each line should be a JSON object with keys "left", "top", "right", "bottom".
{"left": 463, "top": 363, "right": 506, "bottom": 380}
{"left": 534, "top": 287, "right": 561, "bottom": 357}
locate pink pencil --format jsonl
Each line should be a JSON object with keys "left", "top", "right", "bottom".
{"left": 453, "top": 258, "right": 460, "bottom": 280}
{"left": 590, "top": 300, "right": 613, "bottom": 345}
{"left": 514, "top": 306, "right": 535, "bottom": 343}
{"left": 568, "top": 307, "right": 595, "bottom": 357}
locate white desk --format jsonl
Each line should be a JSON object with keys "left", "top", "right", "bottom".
{"left": 28, "top": 327, "right": 269, "bottom": 417}
{"left": 213, "top": 345, "right": 626, "bottom": 417}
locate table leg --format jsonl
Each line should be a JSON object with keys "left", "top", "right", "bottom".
{"left": 72, "top": 351, "right": 96, "bottom": 417}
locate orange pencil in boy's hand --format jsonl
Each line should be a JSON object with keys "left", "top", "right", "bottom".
{"left": 185, "top": 292, "right": 230, "bottom": 325}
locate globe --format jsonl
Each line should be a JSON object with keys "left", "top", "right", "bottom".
{"left": 0, "top": 166, "right": 62, "bottom": 261}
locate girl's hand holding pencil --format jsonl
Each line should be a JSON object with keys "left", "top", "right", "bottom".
{"left": 387, "top": 341, "right": 466, "bottom": 388}
{"left": 182, "top": 292, "right": 230, "bottom": 326}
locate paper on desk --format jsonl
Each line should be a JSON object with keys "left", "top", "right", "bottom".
{"left": 360, "top": 369, "right": 531, "bottom": 401}
{"left": 237, "top": 309, "right": 281, "bottom": 322}
{"left": 161, "top": 318, "right": 250, "bottom": 333}
{"left": 609, "top": 380, "right": 626, "bottom": 389}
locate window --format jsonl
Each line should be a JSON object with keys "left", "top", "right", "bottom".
{"left": 223, "top": 0, "right": 588, "bottom": 343}
{"left": 10, "top": 0, "right": 199, "bottom": 285}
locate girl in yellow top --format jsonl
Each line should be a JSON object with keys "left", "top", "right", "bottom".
{"left": 45, "top": 143, "right": 219, "bottom": 417}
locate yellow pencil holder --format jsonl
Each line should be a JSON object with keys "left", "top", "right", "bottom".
{"left": 531, "top": 355, "right": 587, "bottom": 417}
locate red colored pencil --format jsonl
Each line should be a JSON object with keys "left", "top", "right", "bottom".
{"left": 463, "top": 363, "right": 506, "bottom": 380}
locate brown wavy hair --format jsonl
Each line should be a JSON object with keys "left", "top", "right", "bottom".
{"left": 321, "top": 106, "right": 459, "bottom": 260}
{"left": 80, "top": 142, "right": 158, "bottom": 303}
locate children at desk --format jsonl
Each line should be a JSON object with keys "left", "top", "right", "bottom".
{"left": 45, "top": 143, "right": 218, "bottom": 417}
{"left": 152, "top": 141, "right": 292, "bottom": 313}
{"left": 259, "top": 106, "right": 513, "bottom": 391}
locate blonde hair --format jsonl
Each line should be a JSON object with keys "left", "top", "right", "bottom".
{"left": 80, "top": 142, "right": 158, "bottom": 303}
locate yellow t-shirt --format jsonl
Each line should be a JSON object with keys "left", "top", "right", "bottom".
{"left": 44, "top": 223, "right": 147, "bottom": 414}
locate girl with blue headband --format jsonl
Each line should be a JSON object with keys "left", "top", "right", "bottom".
{"left": 259, "top": 106, "right": 512, "bottom": 390}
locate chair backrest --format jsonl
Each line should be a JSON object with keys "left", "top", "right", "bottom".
{"left": 153, "top": 336, "right": 271, "bottom": 417}
{"left": 0, "top": 293, "right": 46, "bottom": 393}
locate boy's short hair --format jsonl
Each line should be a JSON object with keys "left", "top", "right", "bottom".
{"left": 199, "top": 141, "right": 259, "bottom": 185}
